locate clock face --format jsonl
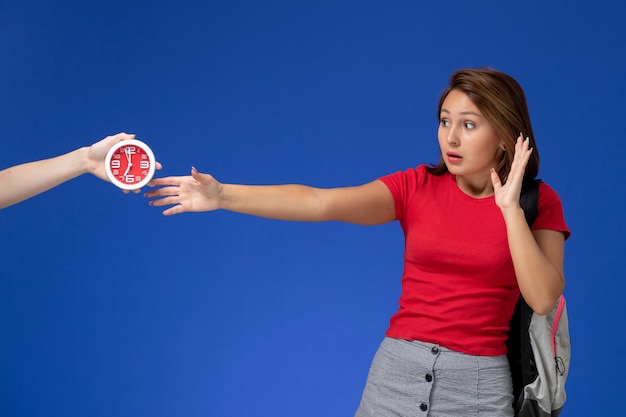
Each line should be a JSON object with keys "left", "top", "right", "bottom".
{"left": 104, "top": 139, "right": 156, "bottom": 190}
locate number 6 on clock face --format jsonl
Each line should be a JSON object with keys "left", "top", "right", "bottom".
{"left": 104, "top": 139, "right": 156, "bottom": 190}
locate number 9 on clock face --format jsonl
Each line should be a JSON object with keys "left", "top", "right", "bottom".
{"left": 104, "top": 139, "right": 156, "bottom": 190}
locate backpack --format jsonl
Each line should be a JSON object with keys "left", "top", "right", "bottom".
{"left": 506, "top": 179, "right": 571, "bottom": 417}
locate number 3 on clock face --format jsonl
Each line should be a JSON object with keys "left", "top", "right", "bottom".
{"left": 104, "top": 139, "right": 156, "bottom": 190}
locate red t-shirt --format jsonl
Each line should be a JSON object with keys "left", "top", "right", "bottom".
{"left": 379, "top": 165, "right": 570, "bottom": 356}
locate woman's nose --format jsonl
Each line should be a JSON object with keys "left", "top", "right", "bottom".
{"left": 446, "top": 126, "right": 460, "bottom": 146}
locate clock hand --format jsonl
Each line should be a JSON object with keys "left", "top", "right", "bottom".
{"left": 123, "top": 148, "right": 133, "bottom": 177}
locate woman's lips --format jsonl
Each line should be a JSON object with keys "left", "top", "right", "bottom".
{"left": 446, "top": 152, "right": 462, "bottom": 163}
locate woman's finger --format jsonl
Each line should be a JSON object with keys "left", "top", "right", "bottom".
{"left": 163, "top": 204, "right": 185, "bottom": 216}
{"left": 148, "top": 176, "right": 186, "bottom": 187}
{"left": 144, "top": 185, "right": 182, "bottom": 198}
{"left": 148, "top": 195, "right": 181, "bottom": 207}
{"left": 490, "top": 168, "right": 502, "bottom": 191}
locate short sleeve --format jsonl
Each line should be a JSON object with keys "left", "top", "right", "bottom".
{"left": 534, "top": 182, "right": 571, "bottom": 240}
{"left": 378, "top": 165, "right": 428, "bottom": 224}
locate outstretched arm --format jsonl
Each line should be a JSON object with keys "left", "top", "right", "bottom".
{"left": 146, "top": 167, "right": 396, "bottom": 225}
{"left": 0, "top": 133, "right": 159, "bottom": 209}
{"left": 491, "top": 134, "right": 566, "bottom": 315}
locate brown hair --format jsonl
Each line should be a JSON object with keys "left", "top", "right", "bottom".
{"left": 428, "top": 68, "right": 539, "bottom": 182}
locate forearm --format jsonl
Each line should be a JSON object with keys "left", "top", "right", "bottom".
{"left": 0, "top": 147, "right": 89, "bottom": 209}
{"left": 503, "top": 208, "right": 565, "bottom": 314}
{"left": 217, "top": 180, "right": 396, "bottom": 225}
{"left": 218, "top": 183, "right": 327, "bottom": 221}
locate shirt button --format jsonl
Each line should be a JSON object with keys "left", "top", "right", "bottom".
{"left": 425, "top": 373, "right": 433, "bottom": 382}
{"left": 431, "top": 346, "right": 439, "bottom": 355}
{"left": 420, "top": 403, "right": 428, "bottom": 412}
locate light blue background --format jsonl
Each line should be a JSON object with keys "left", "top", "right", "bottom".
{"left": 1, "top": 1, "right": 624, "bottom": 416}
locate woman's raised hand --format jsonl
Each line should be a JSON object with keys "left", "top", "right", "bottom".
{"left": 491, "top": 133, "right": 533, "bottom": 214}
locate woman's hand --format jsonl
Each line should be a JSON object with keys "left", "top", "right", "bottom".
{"left": 86, "top": 132, "right": 162, "bottom": 193}
{"left": 145, "top": 167, "right": 221, "bottom": 215}
{"left": 86, "top": 132, "right": 135, "bottom": 181}
{"left": 491, "top": 133, "right": 533, "bottom": 214}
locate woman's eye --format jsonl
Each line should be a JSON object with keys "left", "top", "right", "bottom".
{"left": 440, "top": 119, "right": 450, "bottom": 127}
{"left": 464, "top": 122, "right": 475, "bottom": 129}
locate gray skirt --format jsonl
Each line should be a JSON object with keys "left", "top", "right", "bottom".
{"left": 354, "top": 337, "right": 514, "bottom": 417}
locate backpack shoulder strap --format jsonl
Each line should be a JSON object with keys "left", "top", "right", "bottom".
{"left": 520, "top": 179, "right": 541, "bottom": 226}
{"left": 518, "top": 179, "right": 542, "bottom": 383}
{"left": 508, "top": 178, "right": 542, "bottom": 413}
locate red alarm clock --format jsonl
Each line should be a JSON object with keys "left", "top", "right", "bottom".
{"left": 104, "top": 139, "right": 156, "bottom": 190}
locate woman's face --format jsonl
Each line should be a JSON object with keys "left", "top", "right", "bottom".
{"left": 437, "top": 89, "right": 503, "bottom": 184}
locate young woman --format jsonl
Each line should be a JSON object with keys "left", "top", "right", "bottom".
{"left": 145, "top": 68, "right": 570, "bottom": 416}
{"left": 0, "top": 132, "right": 159, "bottom": 209}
